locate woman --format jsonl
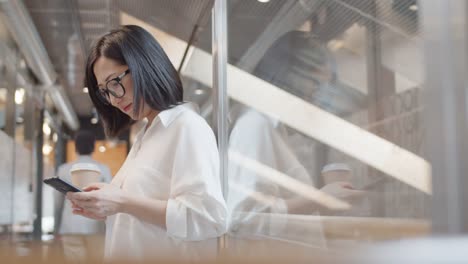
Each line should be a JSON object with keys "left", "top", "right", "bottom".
{"left": 67, "top": 25, "right": 227, "bottom": 260}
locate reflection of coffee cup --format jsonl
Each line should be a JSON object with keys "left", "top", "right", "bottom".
{"left": 321, "top": 163, "right": 351, "bottom": 185}
{"left": 70, "top": 163, "right": 101, "bottom": 189}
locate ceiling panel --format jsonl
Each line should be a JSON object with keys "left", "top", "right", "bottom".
{"left": 20, "top": 0, "right": 420, "bottom": 118}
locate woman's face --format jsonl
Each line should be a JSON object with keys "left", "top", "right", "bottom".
{"left": 94, "top": 56, "right": 156, "bottom": 120}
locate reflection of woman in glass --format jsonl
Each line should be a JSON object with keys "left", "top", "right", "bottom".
{"left": 67, "top": 25, "right": 227, "bottom": 260}
{"left": 228, "top": 29, "right": 365, "bottom": 237}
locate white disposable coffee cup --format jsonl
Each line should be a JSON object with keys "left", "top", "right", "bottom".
{"left": 321, "top": 163, "right": 352, "bottom": 185}
{"left": 70, "top": 163, "right": 101, "bottom": 189}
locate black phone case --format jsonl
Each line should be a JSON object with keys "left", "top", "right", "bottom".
{"left": 43, "top": 177, "right": 82, "bottom": 194}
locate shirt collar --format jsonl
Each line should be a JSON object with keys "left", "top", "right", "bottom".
{"left": 156, "top": 102, "right": 199, "bottom": 128}
{"left": 77, "top": 155, "right": 93, "bottom": 161}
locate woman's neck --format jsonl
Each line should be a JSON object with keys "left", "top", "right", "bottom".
{"left": 145, "top": 110, "right": 159, "bottom": 131}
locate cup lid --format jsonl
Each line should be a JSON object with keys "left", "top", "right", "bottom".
{"left": 321, "top": 163, "right": 351, "bottom": 173}
{"left": 70, "top": 163, "right": 101, "bottom": 173}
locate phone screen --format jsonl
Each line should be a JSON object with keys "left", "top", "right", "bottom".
{"left": 43, "top": 177, "right": 82, "bottom": 194}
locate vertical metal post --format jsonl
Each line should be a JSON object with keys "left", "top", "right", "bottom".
{"left": 365, "top": 0, "right": 396, "bottom": 127}
{"left": 213, "top": 0, "right": 229, "bottom": 254}
{"left": 4, "top": 62, "right": 16, "bottom": 137}
{"left": 4, "top": 45, "right": 17, "bottom": 240}
{"left": 32, "top": 94, "right": 44, "bottom": 240}
{"left": 365, "top": 1, "right": 396, "bottom": 217}
{"left": 53, "top": 122, "right": 66, "bottom": 233}
{"left": 212, "top": 0, "right": 228, "bottom": 201}
{"left": 421, "top": 0, "right": 468, "bottom": 234}
{"left": 53, "top": 122, "right": 66, "bottom": 172}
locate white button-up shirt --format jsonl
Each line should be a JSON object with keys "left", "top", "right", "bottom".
{"left": 105, "top": 103, "right": 227, "bottom": 260}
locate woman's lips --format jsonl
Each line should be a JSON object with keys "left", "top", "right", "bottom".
{"left": 123, "top": 103, "right": 132, "bottom": 112}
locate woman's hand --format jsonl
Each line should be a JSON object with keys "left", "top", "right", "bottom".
{"left": 66, "top": 183, "right": 128, "bottom": 220}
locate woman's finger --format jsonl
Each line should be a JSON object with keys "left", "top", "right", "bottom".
{"left": 67, "top": 192, "right": 97, "bottom": 202}
{"left": 74, "top": 200, "right": 98, "bottom": 211}
{"left": 73, "top": 208, "right": 99, "bottom": 218}
{"left": 82, "top": 183, "right": 106, "bottom": 192}
{"left": 71, "top": 203, "right": 83, "bottom": 210}
{"left": 82, "top": 185, "right": 101, "bottom": 192}
{"left": 73, "top": 209, "right": 105, "bottom": 220}
{"left": 338, "top": 181, "right": 354, "bottom": 189}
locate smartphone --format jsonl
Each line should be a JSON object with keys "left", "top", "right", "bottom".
{"left": 43, "top": 177, "right": 82, "bottom": 194}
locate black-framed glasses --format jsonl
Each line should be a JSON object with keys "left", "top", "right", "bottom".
{"left": 96, "top": 69, "right": 130, "bottom": 104}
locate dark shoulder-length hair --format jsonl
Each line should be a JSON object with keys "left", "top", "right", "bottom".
{"left": 85, "top": 25, "right": 184, "bottom": 137}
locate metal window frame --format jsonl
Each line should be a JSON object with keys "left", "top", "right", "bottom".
{"left": 32, "top": 98, "right": 44, "bottom": 240}
{"left": 212, "top": 0, "right": 228, "bottom": 201}
{"left": 421, "top": 0, "right": 468, "bottom": 234}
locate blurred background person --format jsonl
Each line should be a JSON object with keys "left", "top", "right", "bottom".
{"left": 53, "top": 130, "right": 112, "bottom": 260}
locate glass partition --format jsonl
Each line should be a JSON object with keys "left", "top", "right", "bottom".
{"left": 0, "top": 25, "right": 36, "bottom": 241}
{"left": 224, "top": 0, "right": 429, "bottom": 253}
{"left": 6, "top": 0, "right": 468, "bottom": 262}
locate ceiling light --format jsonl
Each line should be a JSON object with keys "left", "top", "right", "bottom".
{"left": 194, "top": 89, "right": 205, "bottom": 95}
{"left": 42, "top": 123, "right": 51, "bottom": 136}
{"left": 409, "top": 4, "right": 418, "bottom": 11}
{"left": 91, "top": 117, "right": 98, "bottom": 124}
{"left": 42, "top": 144, "right": 53, "bottom": 155}
{"left": 98, "top": 145, "right": 106, "bottom": 153}
{"left": 82, "top": 87, "right": 89, "bottom": 93}
{"left": 258, "top": 0, "right": 270, "bottom": 3}
{"left": 19, "top": 59, "right": 26, "bottom": 69}
{"left": 52, "top": 133, "right": 58, "bottom": 142}
{"left": 0, "top": 88, "right": 6, "bottom": 102}
{"left": 15, "top": 88, "right": 25, "bottom": 105}
{"left": 106, "top": 138, "right": 118, "bottom": 148}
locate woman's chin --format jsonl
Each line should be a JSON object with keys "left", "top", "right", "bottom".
{"left": 121, "top": 110, "right": 136, "bottom": 120}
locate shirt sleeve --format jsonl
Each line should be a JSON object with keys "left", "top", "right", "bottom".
{"left": 165, "top": 116, "right": 227, "bottom": 240}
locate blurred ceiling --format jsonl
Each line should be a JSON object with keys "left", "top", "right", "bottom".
{"left": 23, "top": 0, "right": 215, "bottom": 117}
{"left": 20, "top": 0, "right": 419, "bottom": 118}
